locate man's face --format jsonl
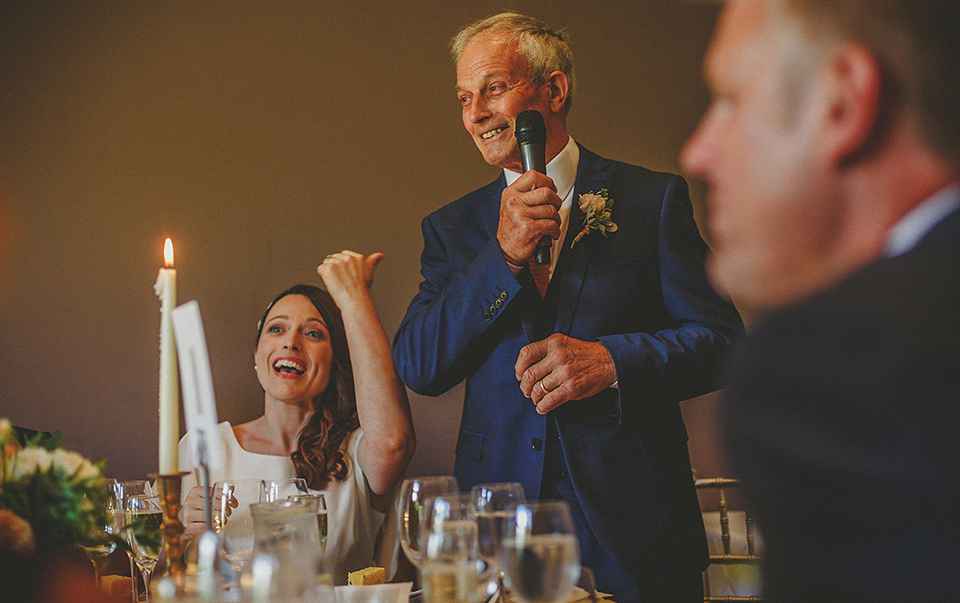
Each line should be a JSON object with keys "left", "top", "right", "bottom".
{"left": 681, "top": 0, "right": 842, "bottom": 312}
{"left": 456, "top": 33, "right": 553, "bottom": 171}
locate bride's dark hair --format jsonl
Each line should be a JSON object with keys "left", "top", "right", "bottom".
{"left": 256, "top": 284, "right": 359, "bottom": 490}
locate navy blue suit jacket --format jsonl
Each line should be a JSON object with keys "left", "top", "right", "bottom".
{"left": 722, "top": 206, "right": 960, "bottom": 602}
{"left": 393, "top": 145, "right": 744, "bottom": 574}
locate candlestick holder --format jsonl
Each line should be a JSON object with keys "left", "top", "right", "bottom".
{"left": 153, "top": 472, "right": 190, "bottom": 587}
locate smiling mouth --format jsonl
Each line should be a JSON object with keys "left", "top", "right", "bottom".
{"left": 273, "top": 358, "right": 306, "bottom": 375}
{"left": 481, "top": 126, "right": 507, "bottom": 140}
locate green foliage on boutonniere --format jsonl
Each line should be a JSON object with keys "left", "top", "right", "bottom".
{"left": 572, "top": 189, "right": 617, "bottom": 247}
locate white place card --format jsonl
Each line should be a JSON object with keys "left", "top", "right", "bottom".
{"left": 171, "top": 300, "right": 224, "bottom": 471}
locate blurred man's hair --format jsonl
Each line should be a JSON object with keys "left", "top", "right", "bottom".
{"left": 776, "top": 0, "right": 960, "bottom": 162}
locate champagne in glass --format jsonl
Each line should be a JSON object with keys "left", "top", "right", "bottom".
{"left": 500, "top": 502, "right": 581, "bottom": 603}
{"left": 125, "top": 494, "right": 163, "bottom": 603}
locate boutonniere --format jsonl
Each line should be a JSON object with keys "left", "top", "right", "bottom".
{"left": 571, "top": 189, "right": 617, "bottom": 247}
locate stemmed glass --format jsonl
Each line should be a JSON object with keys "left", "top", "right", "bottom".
{"left": 471, "top": 483, "right": 525, "bottom": 602}
{"left": 124, "top": 494, "right": 163, "bottom": 602}
{"left": 420, "top": 495, "right": 484, "bottom": 603}
{"left": 114, "top": 480, "right": 153, "bottom": 603}
{"left": 399, "top": 476, "right": 460, "bottom": 568}
{"left": 262, "top": 478, "right": 308, "bottom": 502}
{"left": 213, "top": 478, "right": 308, "bottom": 576}
{"left": 500, "top": 501, "right": 581, "bottom": 603}
{"left": 81, "top": 478, "right": 119, "bottom": 589}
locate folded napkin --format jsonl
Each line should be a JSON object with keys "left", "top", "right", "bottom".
{"left": 336, "top": 582, "right": 413, "bottom": 603}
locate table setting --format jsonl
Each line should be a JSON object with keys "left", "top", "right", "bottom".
{"left": 0, "top": 240, "right": 607, "bottom": 603}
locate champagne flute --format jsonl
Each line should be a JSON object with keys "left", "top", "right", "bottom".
{"left": 471, "top": 483, "right": 525, "bottom": 601}
{"left": 125, "top": 494, "right": 163, "bottom": 603}
{"left": 399, "top": 476, "right": 460, "bottom": 568}
{"left": 82, "top": 478, "right": 119, "bottom": 590}
{"left": 288, "top": 493, "right": 327, "bottom": 553}
{"left": 500, "top": 501, "right": 581, "bottom": 603}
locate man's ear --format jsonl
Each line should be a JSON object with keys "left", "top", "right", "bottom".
{"left": 544, "top": 70, "right": 570, "bottom": 114}
{"left": 820, "top": 42, "right": 882, "bottom": 167}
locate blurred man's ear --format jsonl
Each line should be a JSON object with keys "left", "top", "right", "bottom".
{"left": 820, "top": 42, "right": 882, "bottom": 168}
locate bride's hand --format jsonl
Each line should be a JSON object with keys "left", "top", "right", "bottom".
{"left": 316, "top": 250, "right": 384, "bottom": 309}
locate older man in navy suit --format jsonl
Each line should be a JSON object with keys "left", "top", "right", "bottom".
{"left": 393, "top": 12, "right": 742, "bottom": 602}
{"left": 681, "top": 1, "right": 960, "bottom": 601}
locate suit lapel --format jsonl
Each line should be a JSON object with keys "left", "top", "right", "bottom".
{"left": 554, "top": 147, "right": 614, "bottom": 335}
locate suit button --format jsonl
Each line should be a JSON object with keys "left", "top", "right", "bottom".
{"left": 489, "top": 305, "right": 497, "bottom": 315}
{"left": 499, "top": 291, "right": 508, "bottom": 301}
{"left": 531, "top": 438, "right": 542, "bottom": 451}
{"left": 482, "top": 312, "right": 491, "bottom": 321}
{"left": 494, "top": 299, "right": 502, "bottom": 308}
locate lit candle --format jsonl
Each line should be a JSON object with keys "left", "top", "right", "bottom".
{"left": 154, "top": 238, "right": 179, "bottom": 474}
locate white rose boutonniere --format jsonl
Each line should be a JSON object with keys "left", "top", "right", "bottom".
{"left": 572, "top": 188, "right": 617, "bottom": 247}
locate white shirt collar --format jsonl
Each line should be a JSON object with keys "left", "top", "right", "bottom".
{"left": 885, "top": 182, "right": 960, "bottom": 257}
{"left": 503, "top": 136, "right": 579, "bottom": 206}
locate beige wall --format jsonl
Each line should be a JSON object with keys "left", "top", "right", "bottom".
{"left": 0, "top": 1, "right": 729, "bottom": 482}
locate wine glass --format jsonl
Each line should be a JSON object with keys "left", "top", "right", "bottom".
{"left": 261, "top": 478, "right": 308, "bottom": 502}
{"left": 500, "top": 501, "right": 581, "bottom": 603}
{"left": 114, "top": 480, "right": 154, "bottom": 603}
{"left": 421, "top": 506, "right": 485, "bottom": 603}
{"left": 288, "top": 493, "right": 327, "bottom": 553}
{"left": 471, "top": 483, "right": 525, "bottom": 601}
{"left": 399, "top": 476, "right": 460, "bottom": 568}
{"left": 82, "top": 478, "right": 119, "bottom": 589}
{"left": 124, "top": 494, "right": 163, "bottom": 603}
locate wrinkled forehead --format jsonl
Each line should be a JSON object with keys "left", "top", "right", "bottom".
{"left": 456, "top": 32, "right": 527, "bottom": 81}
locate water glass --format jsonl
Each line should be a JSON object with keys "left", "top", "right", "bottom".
{"left": 421, "top": 516, "right": 485, "bottom": 603}
{"left": 500, "top": 501, "right": 581, "bottom": 603}
{"left": 288, "top": 492, "right": 327, "bottom": 553}
{"left": 249, "top": 498, "right": 325, "bottom": 600}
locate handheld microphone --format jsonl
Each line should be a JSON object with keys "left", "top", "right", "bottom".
{"left": 515, "top": 109, "right": 551, "bottom": 265}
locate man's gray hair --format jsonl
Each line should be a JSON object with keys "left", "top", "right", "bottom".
{"left": 451, "top": 12, "right": 576, "bottom": 113}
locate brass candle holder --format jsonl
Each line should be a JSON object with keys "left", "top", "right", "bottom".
{"left": 154, "top": 472, "right": 189, "bottom": 586}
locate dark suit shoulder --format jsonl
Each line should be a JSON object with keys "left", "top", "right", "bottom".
{"left": 424, "top": 175, "right": 503, "bottom": 229}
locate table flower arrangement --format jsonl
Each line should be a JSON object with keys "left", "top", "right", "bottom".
{"left": 0, "top": 417, "right": 118, "bottom": 557}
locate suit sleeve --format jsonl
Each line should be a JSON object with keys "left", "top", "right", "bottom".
{"left": 392, "top": 211, "right": 525, "bottom": 396}
{"left": 598, "top": 175, "right": 744, "bottom": 425}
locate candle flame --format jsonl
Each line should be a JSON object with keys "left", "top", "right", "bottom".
{"left": 164, "top": 238, "right": 174, "bottom": 268}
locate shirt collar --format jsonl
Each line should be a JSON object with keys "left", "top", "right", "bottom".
{"left": 503, "top": 136, "right": 579, "bottom": 205}
{"left": 885, "top": 182, "right": 960, "bottom": 257}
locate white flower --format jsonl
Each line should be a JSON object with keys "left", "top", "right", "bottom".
{"left": 578, "top": 192, "right": 606, "bottom": 214}
{"left": 51, "top": 448, "right": 101, "bottom": 482}
{"left": 10, "top": 446, "right": 53, "bottom": 479}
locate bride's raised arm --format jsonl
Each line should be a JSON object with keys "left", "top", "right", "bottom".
{"left": 317, "top": 250, "right": 415, "bottom": 496}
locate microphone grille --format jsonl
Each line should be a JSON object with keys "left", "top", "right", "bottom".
{"left": 515, "top": 110, "right": 546, "bottom": 145}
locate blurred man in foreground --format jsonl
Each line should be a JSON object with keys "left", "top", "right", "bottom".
{"left": 681, "top": 1, "right": 960, "bottom": 601}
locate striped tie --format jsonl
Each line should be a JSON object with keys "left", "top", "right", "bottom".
{"left": 529, "top": 261, "right": 550, "bottom": 297}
